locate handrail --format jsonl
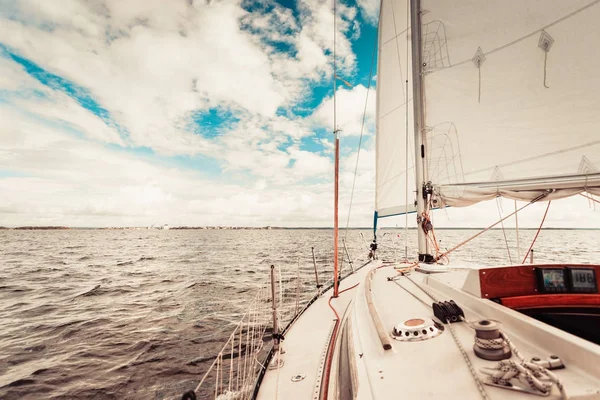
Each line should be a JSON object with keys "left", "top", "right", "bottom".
{"left": 364, "top": 269, "right": 393, "bottom": 350}
{"left": 185, "top": 252, "right": 375, "bottom": 400}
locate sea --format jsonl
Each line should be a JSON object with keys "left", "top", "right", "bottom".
{"left": 1, "top": 228, "right": 599, "bottom": 399}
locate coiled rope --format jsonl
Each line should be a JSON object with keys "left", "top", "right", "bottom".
{"left": 399, "top": 271, "right": 566, "bottom": 399}
{"left": 479, "top": 332, "right": 566, "bottom": 398}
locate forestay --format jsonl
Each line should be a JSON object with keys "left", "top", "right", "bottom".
{"left": 421, "top": 0, "right": 600, "bottom": 206}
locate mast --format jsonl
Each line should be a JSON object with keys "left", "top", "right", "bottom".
{"left": 409, "top": 0, "right": 433, "bottom": 263}
{"left": 333, "top": 0, "right": 339, "bottom": 297}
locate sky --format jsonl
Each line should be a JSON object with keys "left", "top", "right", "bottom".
{"left": 0, "top": 0, "right": 598, "bottom": 229}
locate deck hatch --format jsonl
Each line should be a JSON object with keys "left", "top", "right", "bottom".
{"left": 391, "top": 318, "right": 443, "bottom": 342}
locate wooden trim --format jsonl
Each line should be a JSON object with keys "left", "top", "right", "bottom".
{"left": 500, "top": 294, "right": 600, "bottom": 310}
{"left": 479, "top": 264, "right": 600, "bottom": 299}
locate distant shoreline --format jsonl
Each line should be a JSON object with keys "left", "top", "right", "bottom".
{"left": 0, "top": 226, "right": 598, "bottom": 231}
{"left": 1, "top": 226, "right": 70, "bottom": 230}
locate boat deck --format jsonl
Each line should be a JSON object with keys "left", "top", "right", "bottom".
{"left": 257, "top": 262, "right": 374, "bottom": 400}
{"left": 257, "top": 263, "right": 600, "bottom": 399}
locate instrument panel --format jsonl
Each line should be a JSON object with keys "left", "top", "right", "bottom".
{"left": 535, "top": 267, "right": 597, "bottom": 294}
{"left": 568, "top": 268, "right": 598, "bottom": 293}
{"left": 477, "top": 264, "right": 600, "bottom": 299}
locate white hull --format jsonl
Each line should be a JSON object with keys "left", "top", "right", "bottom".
{"left": 257, "top": 261, "right": 600, "bottom": 399}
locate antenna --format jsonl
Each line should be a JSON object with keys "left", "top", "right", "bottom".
{"left": 333, "top": 0, "right": 339, "bottom": 297}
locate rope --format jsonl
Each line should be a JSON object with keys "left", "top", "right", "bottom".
{"left": 396, "top": 274, "right": 490, "bottom": 400}
{"left": 403, "top": 272, "right": 440, "bottom": 303}
{"left": 342, "top": 0, "right": 379, "bottom": 248}
{"left": 402, "top": 272, "right": 566, "bottom": 399}
{"left": 496, "top": 198, "right": 513, "bottom": 263}
{"left": 478, "top": 62, "right": 482, "bottom": 103}
{"left": 543, "top": 50, "right": 550, "bottom": 88}
{"left": 580, "top": 192, "right": 600, "bottom": 205}
{"left": 322, "top": 295, "right": 342, "bottom": 400}
{"left": 404, "top": 0, "right": 410, "bottom": 260}
{"left": 398, "top": 259, "right": 565, "bottom": 399}
{"left": 521, "top": 201, "right": 551, "bottom": 264}
{"left": 393, "top": 260, "right": 420, "bottom": 275}
{"left": 515, "top": 200, "right": 521, "bottom": 263}
{"left": 435, "top": 194, "right": 546, "bottom": 262}
{"left": 448, "top": 323, "right": 492, "bottom": 400}
{"left": 338, "top": 282, "right": 360, "bottom": 296}
{"left": 321, "top": 278, "right": 361, "bottom": 400}
{"left": 479, "top": 332, "right": 567, "bottom": 399}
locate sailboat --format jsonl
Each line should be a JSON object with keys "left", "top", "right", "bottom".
{"left": 182, "top": 0, "right": 600, "bottom": 399}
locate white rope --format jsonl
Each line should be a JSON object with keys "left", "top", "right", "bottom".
{"left": 402, "top": 274, "right": 567, "bottom": 399}
{"left": 478, "top": 332, "right": 567, "bottom": 399}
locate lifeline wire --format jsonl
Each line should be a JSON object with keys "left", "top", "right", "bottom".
{"left": 343, "top": 3, "right": 380, "bottom": 246}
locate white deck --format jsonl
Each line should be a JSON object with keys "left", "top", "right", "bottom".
{"left": 257, "top": 262, "right": 375, "bottom": 400}
{"left": 257, "top": 262, "right": 600, "bottom": 399}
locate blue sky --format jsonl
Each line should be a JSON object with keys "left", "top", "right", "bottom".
{"left": 0, "top": 0, "right": 383, "bottom": 227}
{"left": 0, "top": 0, "right": 597, "bottom": 229}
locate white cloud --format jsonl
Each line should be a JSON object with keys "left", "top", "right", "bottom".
{"left": 0, "top": 0, "right": 358, "bottom": 155}
{"left": 0, "top": 0, "right": 363, "bottom": 162}
{"left": 312, "top": 84, "right": 376, "bottom": 136}
{"left": 0, "top": 110, "right": 332, "bottom": 227}
{"left": 2, "top": 0, "right": 597, "bottom": 231}
{"left": 357, "top": 0, "right": 380, "bottom": 26}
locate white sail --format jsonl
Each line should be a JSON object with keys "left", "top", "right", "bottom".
{"left": 375, "top": 0, "right": 416, "bottom": 218}
{"left": 375, "top": 0, "right": 467, "bottom": 217}
{"left": 420, "top": 0, "right": 600, "bottom": 207}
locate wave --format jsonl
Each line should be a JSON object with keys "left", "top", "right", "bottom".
{"left": 73, "top": 284, "right": 102, "bottom": 298}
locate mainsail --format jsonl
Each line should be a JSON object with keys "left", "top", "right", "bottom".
{"left": 376, "top": 0, "right": 600, "bottom": 216}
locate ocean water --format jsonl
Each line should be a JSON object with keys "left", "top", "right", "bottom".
{"left": 1, "top": 228, "right": 599, "bottom": 399}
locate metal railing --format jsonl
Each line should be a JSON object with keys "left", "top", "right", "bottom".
{"left": 190, "top": 262, "right": 321, "bottom": 399}
{"left": 187, "top": 245, "right": 369, "bottom": 400}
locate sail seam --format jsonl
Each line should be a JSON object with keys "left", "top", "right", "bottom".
{"left": 430, "top": 0, "right": 600, "bottom": 73}
{"left": 378, "top": 98, "right": 413, "bottom": 121}
{"left": 382, "top": 28, "right": 410, "bottom": 47}
{"left": 442, "top": 140, "right": 600, "bottom": 182}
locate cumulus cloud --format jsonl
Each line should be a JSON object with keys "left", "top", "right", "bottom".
{"left": 0, "top": 0, "right": 370, "bottom": 226}
{"left": 312, "top": 84, "right": 376, "bottom": 137}
{"left": 0, "top": 0, "right": 361, "bottom": 153}
{"left": 2, "top": 0, "right": 597, "bottom": 230}
{"left": 356, "top": 0, "right": 380, "bottom": 26}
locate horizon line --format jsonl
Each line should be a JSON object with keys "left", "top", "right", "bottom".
{"left": 1, "top": 226, "right": 598, "bottom": 231}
